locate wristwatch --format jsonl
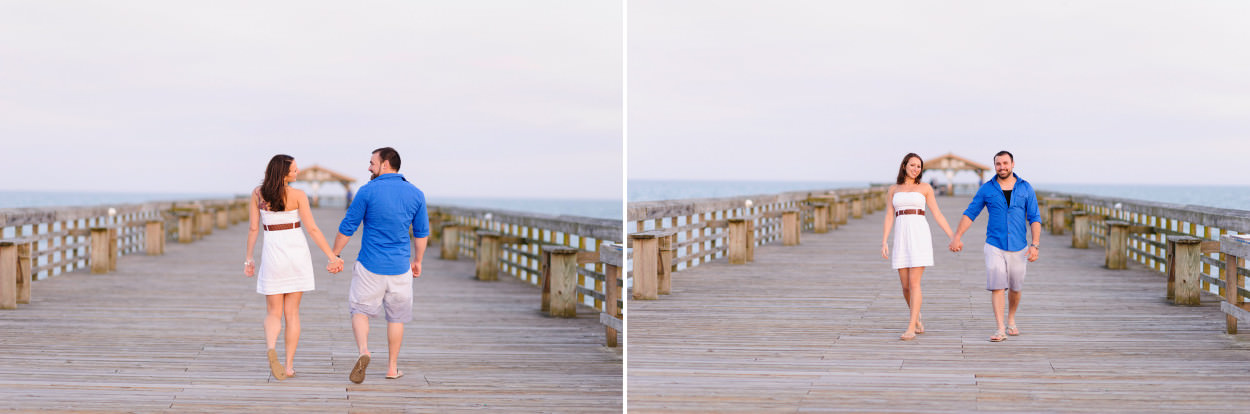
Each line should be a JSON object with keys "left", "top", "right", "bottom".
{"left": 1030, "top": 243, "right": 1040, "bottom": 249}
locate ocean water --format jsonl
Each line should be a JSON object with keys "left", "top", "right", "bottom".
{"left": 629, "top": 180, "right": 1250, "bottom": 211}
{"left": 0, "top": 191, "right": 620, "bottom": 220}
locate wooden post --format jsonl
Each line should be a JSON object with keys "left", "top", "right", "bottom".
{"left": 1072, "top": 212, "right": 1090, "bottom": 249}
{"left": 1168, "top": 236, "right": 1202, "bottom": 305}
{"left": 1226, "top": 252, "right": 1244, "bottom": 334}
{"left": 813, "top": 204, "right": 829, "bottom": 234}
{"left": 631, "top": 232, "right": 658, "bottom": 300}
{"left": 0, "top": 242, "right": 16, "bottom": 309}
{"left": 178, "top": 213, "right": 193, "bottom": 244}
{"left": 543, "top": 246, "right": 579, "bottom": 317}
{"left": 90, "top": 227, "right": 111, "bottom": 274}
{"left": 15, "top": 242, "right": 31, "bottom": 304}
{"left": 199, "top": 210, "right": 213, "bottom": 237}
{"left": 851, "top": 197, "right": 864, "bottom": 219}
{"left": 828, "top": 198, "right": 840, "bottom": 231}
{"left": 216, "top": 209, "right": 228, "bottom": 230}
{"left": 145, "top": 220, "right": 164, "bottom": 256}
{"left": 728, "top": 218, "right": 748, "bottom": 265}
{"left": 1050, "top": 206, "right": 1069, "bottom": 235}
{"left": 782, "top": 210, "right": 800, "bottom": 246}
{"left": 658, "top": 232, "right": 674, "bottom": 295}
{"left": 108, "top": 227, "right": 118, "bottom": 271}
{"left": 440, "top": 224, "right": 461, "bottom": 260}
{"left": 745, "top": 219, "right": 755, "bottom": 263}
{"left": 474, "top": 230, "right": 501, "bottom": 281}
{"left": 602, "top": 244, "right": 622, "bottom": 347}
{"left": 1105, "top": 220, "right": 1130, "bottom": 270}
{"left": 1221, "top": 234, "right": 1250, "bottom": 334}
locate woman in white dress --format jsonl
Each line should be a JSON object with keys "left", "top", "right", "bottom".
{"left": 881, "top": 153, "right": 954, "bottom": 340}
{"left": 243, "top": 154, "right": 343, "bottom": 379}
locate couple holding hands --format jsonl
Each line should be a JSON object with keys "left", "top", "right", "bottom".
{"left": 881, "top": 151, "right": 1042, "bottom": 342}
{"left": 243, "top": 147, "right": 429, "bottom": 383}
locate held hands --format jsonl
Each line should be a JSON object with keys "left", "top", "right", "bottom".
{"left": 244, "top": 259, "right": 255, "bottom": 277}
{"left": 327, "top": 256, "right": 345, "bottom": 274}
{"left": 948, "top": 238, "right": 963, "bottom": 252}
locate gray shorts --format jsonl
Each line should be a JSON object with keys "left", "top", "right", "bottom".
{"left": 984, "top": 243, "right": 1028, "bottom": 291}
{"left": 349, "top": 261, "right": 414, "bottom": 323}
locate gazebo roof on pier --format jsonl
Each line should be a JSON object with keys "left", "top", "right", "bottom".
{"left": 924, "top": 152, "right": 991, "bottom": 173}
{"left": 296, "top": 164, "right": 356, "bottom": 184}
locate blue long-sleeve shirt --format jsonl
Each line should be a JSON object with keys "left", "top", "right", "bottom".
{"left": 963, "top": 173, "right": 1041, "bottom": 252}
{"left": 338, "top": 173, "right": 430, "bottom": 275}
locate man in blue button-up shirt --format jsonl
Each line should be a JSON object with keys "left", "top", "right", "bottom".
{"left": 330, "top": 147, "right": 430, "bottom": 383}
{"left": 950, "top": 151, "right": 1041, "bottom": 343}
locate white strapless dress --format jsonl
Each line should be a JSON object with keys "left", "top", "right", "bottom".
{"left": 891, "top": 192, "right": 934, "bottom": 269}
{"left": 257, "top": 209, "right": 315, "bottom": 295}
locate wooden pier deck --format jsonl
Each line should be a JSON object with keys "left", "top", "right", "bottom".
{"left": 628, "top": 195, "right": 1250, "bottom": 413}
{"left": 0, "top": 208, "right": 621, "bottom": 412}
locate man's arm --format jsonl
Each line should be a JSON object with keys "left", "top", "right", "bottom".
{"left": 411, "top": 236, "right": 428, "bottom": 277}
{"left": 332, "top": 233, "right": 351, "bottom": 257}
{"left": 950, "top": 215, "right": 973, "bottom": 252}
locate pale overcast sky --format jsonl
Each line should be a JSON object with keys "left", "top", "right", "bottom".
{"left": 629, "top": 1, "right": 1250, "bottom": 186}
{"left": 0, "top": 1, "right": 621, "bottom": 199}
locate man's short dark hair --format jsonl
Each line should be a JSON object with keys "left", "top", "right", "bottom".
{"left": 374, "top": 147, "right": 401, "bottom": 172}
{"left": 994, "top": 150, "right": 1013, "bottom": 162}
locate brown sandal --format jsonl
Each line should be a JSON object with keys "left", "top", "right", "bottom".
{"left": 349, "top": 354, "right": 370, "bottom": 384}
{"left": 267, "top": 349, "right": 287, "bottom": 380}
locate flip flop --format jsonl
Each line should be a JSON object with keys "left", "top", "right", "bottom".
{"left": 268, "top": 349, "right": 287, "bottom": 380}
{"left": 386, "top": 370, "right": 405, "bottom": 379}
{"left": 989, "top": 330, "right": 1007, "bottom": 342}
{"left": 900, "top": 331, "right": 916, "bottom": 341}
{"left": 915, "top": 319, "right": 925, "bottom": 334}
{"left": 1006, "top": 325, "right": 1019, "bottom": 336}
{"left": 349, "top": 354, "right": 370, "bottom": 384}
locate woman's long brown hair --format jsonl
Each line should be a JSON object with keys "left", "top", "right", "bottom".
{"left": 260, "top": 154, "right": 294, "bottom": 211}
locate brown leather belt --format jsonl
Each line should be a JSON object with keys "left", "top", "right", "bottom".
{"left": 895, "top": 209, "right": 925, "bottom": 217}
{"left": 264, "top": 222, "right": 301, "bottom": 231}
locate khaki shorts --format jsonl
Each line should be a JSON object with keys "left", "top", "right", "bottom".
{"left": 349, "top": 261, "right": 414, "bottom": 323}
{"left": 984, "top": 243, "right": 1028, "bottom": 291}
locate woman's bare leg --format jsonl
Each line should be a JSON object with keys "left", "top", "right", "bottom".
{"left": 282, "top": 292, "right": 303, "bottom": 376}
{"left": 264, "top": 294, "right": 284, "bottom": 350}
{"left": 906, "top": 267, "right": 924, "bottom": 336}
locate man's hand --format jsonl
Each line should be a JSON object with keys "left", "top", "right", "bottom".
{"left": 327, "top": 257, "right": 344, "bottom": 274}
{"left": 1028, "top": 246, "right": 1039, "bottom": 262}
{"left": 411, "top": 261, "right": 422, "bottom": 278}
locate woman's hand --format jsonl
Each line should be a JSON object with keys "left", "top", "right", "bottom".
{"left": 244, "top": 259, "right": 255, "bottom": 277}
{"left": 327, "top": 256, "right": 345, "bottom": 274}
{"left": 881, "top": 241, "right": 889, "bottom": 259}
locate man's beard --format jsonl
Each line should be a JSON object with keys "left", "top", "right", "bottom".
{"left": 370, "top": 172, "right": 379, "bottom": 180}
{"left": 997, "top": 171, "right": 1011, "bottom": 179}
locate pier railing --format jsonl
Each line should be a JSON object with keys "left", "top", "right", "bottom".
{"left": 0, "top": 198, "right": 249, "bottom": 309}
{"left": 430, "top": 205, "right": 623, "bottom": 346}
{"left": 626, "top": 186, "right": 888, "bottom": 299}
{"left": 1038, "top": 190, "right": 1250, "bottom": 333}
